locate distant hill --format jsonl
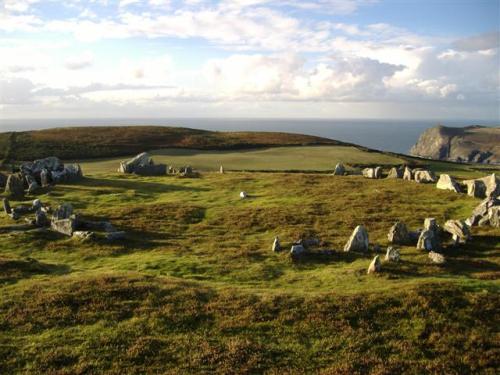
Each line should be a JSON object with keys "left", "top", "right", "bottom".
{"left": 410, "top": 125, "right": 500, "bottom": 164}
{"left": 0, "top": 126, "right": 345, "bottom": 161}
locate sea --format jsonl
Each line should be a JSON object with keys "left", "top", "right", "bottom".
{"left": 0, "top": 118, "right": 498, "bottom": 154}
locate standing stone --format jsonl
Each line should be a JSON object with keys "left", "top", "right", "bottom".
{"left": 387, "top": 167, "right": 403, "bottom": 179}
{"left": 272, "top": 236, "right": 281, "bottom": 252}
{"left": 220, "top": 165, "right": 224, "bottom": 174}
{"left": 429, "top": 251, "right": 446, "bottom": 264}
{"left": 387, "top": 221, "right": 410, "bottom": 245}
{"left": 483, "top": 173, "right": 500, "bottom": 199}
{"left": 27, "top": 181, "right": 39, "bottom": 195}
{"left": 385, "top": 246, "right": 400, "bottom": 262}
{"left": 2, "top": 198, "right": 12, "bottom": 214}
{"left": 417, "top": 218, "right": 440, "bottom": 251}
{"left": 51, "top": 215, "right": 77, "bottom": 236}
{"left": 240, "top": 191, "right": 247, "bottom": 199}
{"left": 52, "top": 203, "right": 74, "bottom": 220}
{"left": 333, "top": 163, "right": 345, "bottom": 176}
{"left": 467, "top": 197, "right": 499, "bottom": 226}
{"left": 344, "top": 225, "right": 369, "bottom": 252}
{"left": 403, "top": 167, "right": 413, "bottom": 181}
{"left": 414, "top": 169, "right": 437, "bottom": 183}
{"left": 443, "top": 220, "right": 470, "bottom": 245}
{"left": 40, "top": 169, "right": 49, "bottom": 187}
{"left": 464, "top": 179, "right": 486, "bottom": 198}
{"left": 367, "top": 255, "right": 381, "bottom": 274}
{"left": 4, "top": 174, "right": 25, "bottom": 198}
{"left": 362, "top": 167, "right": 382, "bottom": 179}
{"left": 290, "top": 244, "right": 306, "bottom": 258}
{"left": 488, "top": 207, "right": 500, "bottom": 228}
{"left": 436, "top": 174, "right": 461, "bottom": 193}
{"left": 32, "top": 199, "right": 42, "bottom": 211}
{"left": 35, "top": 209, "right": 49, "bottom": 227}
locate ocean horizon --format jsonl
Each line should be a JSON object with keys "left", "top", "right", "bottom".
{"left": 0, "top": 118, "right": 498, "bottom": 154}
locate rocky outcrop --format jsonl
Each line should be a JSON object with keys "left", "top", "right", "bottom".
{"left": 410, "top": 125, "right": 500, "bottom": 164}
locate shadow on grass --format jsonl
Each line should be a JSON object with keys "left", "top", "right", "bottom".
{"left": 0, "top": 257, "right": 71, "bottom": 285}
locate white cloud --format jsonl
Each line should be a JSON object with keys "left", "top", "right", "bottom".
{"left": 64, "top": 51, "right": 94, "bottom": 70}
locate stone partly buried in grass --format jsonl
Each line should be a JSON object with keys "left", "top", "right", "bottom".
{"left": 344, "top": 225, "right": 369, "bottom": 252}
{"left": 4, "top": 174, "right": 25, "bottom": 198}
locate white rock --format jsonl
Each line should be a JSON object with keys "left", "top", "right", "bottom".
{"left": 429, "top": 251, "right": 446, "bottom": 264}
{"left": 239, "top": 191, "right": 248, "bottom": 199}
{"left": 344, "top": 225, "right": 369, "bottom": 252}
{"left": 367, "top": 255, "right": 381, "bottom": 274}
{"left": 436, "top": 174, "right": 461, "bottom": 193}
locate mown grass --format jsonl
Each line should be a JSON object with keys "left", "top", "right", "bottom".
{"left": 0, "top": 163, "right": 499, "bottom": 373}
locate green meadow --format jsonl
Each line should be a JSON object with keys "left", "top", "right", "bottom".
{"left": 0, "top": 146, "right": 499, "bottom": 374}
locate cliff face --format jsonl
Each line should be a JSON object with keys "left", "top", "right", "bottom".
{"left": 410, "top": 125, "right": 500, "bottom": 164}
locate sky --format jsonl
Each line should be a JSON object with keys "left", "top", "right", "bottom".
{"left": 0, "top": 0, "right": 499, "bottom": 120}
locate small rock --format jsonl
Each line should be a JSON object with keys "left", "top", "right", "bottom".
{"left": 385, "top": 246, "right": 400, "bottom": 262}
{"left": 344, "top": 225, "right": 369, "bottom": 252}
{"left": 428, "top": 251, "right": 446, "bottom": 264}
{"left": 417, "top": 229, "right": 440, "bottom": 251}
{"left": 239, "top": 191, "right": 247, "bottom": 199}
{"left": 272, "top": 236, "right": 281, "bottom": 252}
{"left": 367, "top": 255, "right": 381, "bottom": 274}
{"left": 73, "top": 231, "right": 95, "bottom": 242}
{"left": 40, "top": 169, "right": 50, "bottom": 187}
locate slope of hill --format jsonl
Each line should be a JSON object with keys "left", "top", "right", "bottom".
{"left": 410, "top": 125, "right": 500, "bottom": 164}
{"left": 0, "top": 126, "right": 345, "bottom": 161}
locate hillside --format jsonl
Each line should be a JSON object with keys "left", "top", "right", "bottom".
{"left": 0, "top": 126, "right": 344, "bottom": 161}
{"left": 410, "top": 125, "right": 500, "bottom": 164}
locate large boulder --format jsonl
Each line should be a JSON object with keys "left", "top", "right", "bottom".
{"left": 387, "top": 167, "right": 403, "bottom": 179}
{"left": 119, "top": 152, "right": 153, "bottom": 174}
{"left": 414, "top": 169, "right": 437, "bottom": 183}
{"left": 467, "top": 197, "right": 500, "bottom": 226}
{"left": 367, "top": 255, "right": 381, "bottom": 274}
{"left": 436, "top": 174, "right": 461, "bottom": 193}
{"left": 333, "top": 163, "right": 345, "bottom": 176}
{"left": 387, "top": 221, "right": 410, "bottom": 245}
{"left": 463, "top": 174, "right": 500, "bottom": 199}
{"left": 4, "top": 174, "right": 25, "bottom": 198}
{"left": 443, "top": 220, "right": 471, "bottom": 245}
{"left": 362, "top": 167, "right": 382, "bottom": 179}
{"left": 344, "top": 225, "right": 369, "bottom": 252}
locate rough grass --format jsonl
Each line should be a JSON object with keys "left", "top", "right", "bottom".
{"left": 0, "top": 167, "right": 499, "bottom": 373}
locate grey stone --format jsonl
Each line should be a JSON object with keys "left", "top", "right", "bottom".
{"left": 51, "top": 216, "right": 77, "bottom": 236}
{"left": 344, "top": 225, "right": 369, "bottom": 252}
{"left": 443, "top": 220, "right": 471, "bottom": 244}
{"left": 333, "top": 163, "right": 345, "bottom": 176}
{"left": 429, "top": 251, "right": 446, "bottom": 264}
{"left": 119, "top": 152, "right": 152, "bottom": 173}
{"left": 290, "top": 244, "right": 306, "bottom": 258}
{"left": 385, "top": 246, "right": 400, "bottom": 262}
{"left": 133, "top": 164, "right": 167, "bottom": 176}
{"left": 4, "top": 174, "right": 25, "bottom": 198}
{"left": 367, "top": 255, "right": 381, "bottom": 274}
{"left": 32, "top": 199, "right": 42, "bottom": 211}
{"left": 387, "top": 221, "right": 410, "bottom": 245}
{"left": 463, "top": 174, "right": 500, "bottom": 199}
{"left": 436, "top": 174, "right": 462, "bottom": 193}
{"left": 40, "top": 169, "right": 50, "bottom": 187}
{"left": 272, "top": 237, "right": 281, "bottom": 252}
{"left": 417, "top": 229, "right": 440, "bottom": 251}
{"left": 52, "top": 203, "right": 74, "bottom": 220}
{"left": 488, "top": 206, "right": 500, "bottom": 227}
{"left": 35, "top": 209, "right": 49, "bottom": 227}
{"left": 362, "top": 167, "right": 382, "bottom": 179}
{"left": 414, "top": 169, "right": 437, "bottom": 183}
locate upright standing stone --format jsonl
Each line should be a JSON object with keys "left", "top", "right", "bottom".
{"left": 417, "top": 218, "right": 440, "bottom": 251}
{"left": 387, "top": 221, "right": 410, "bottom": 244}
{"left": 2, "top": 198, "right": 12, "bottom": 214}
{"left": 4, "top": 174, "right": 24, "bottom": 198}
{"left": 367, "top": 255, "right": 381, "bottom": 274}
{"left": 35, "top": 209, "right": 49, "bottom": 227}
{"left": 220, "top": 165, "right": 224, "bottom": 174}
{"left": 385, "top": 246, "right": 400, "bottom": 262}
{"left": 333, "top": 163, "right": 345, "bottom": 176}
{"left": 387, "top": 167, "right": 403, "bottom": 179}
{"left": 40, "top": 169, "right": 50, "bottom": 187}
{"left": 344, "top": 225, "right": 369, "bottom": 252}
{"left": 403, "top": 167, "right": 413, "bottom": 181}
{"left": 240, "top": 191, "right": 247, "bottom": 199}
{"left": 414, "top": 169, "right": 437, "bottom": 183}
{"left": 436, "top": 174, "right": 461, "bottom": 193}
{"left": 272, "top": 236, "right": 281, "bottom": 252}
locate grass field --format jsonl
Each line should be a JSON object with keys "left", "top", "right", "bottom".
{"left": 79, "top": 146, "right": 405, "bottom": 174}
{"left": 1, "top": 158, "right": 499, "bottom": 373}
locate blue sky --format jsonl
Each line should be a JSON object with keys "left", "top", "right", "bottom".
{"left": 0, "top": 0, "right": 498, "bottom": 119}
